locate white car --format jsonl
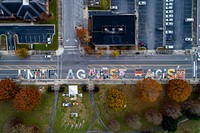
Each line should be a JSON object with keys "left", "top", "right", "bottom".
{"left": 184, "top": 37, "right": 192, "bottom": 41}
{"left": 166, "top": 3, "right": 173, "bottom": 6}
{"left": 166, "top": 6, "right": 173, "bottom": 10}
{"left": 166, "top": 30, "right": 173, "bottom": 34}
{"left": 166, "top": 14, "right": 173, "bottom": 18}
{"left": 165, "top": 45, "right": 174, "bottom": 49}
{"left": 166, "top": 22, "right": 173, "bottom": 26}
{"left": 44, "top": 55, "right": 52, "bottom": 59}
{"left": 138, "top": 1, "right": 146, "bottom": 5}
{"left": 166, "top": 18, "right": 173, "bottom": 22}
{"left": 47, "top": 35, "right": 51, "bottom": 44}
{"left": 198, "top": 53, "right": 200, "bottom": 61}
{"left": 110, "top": 6, "right": 118, "bottom": 10}
{"left": 166, "top": 10, "right": 173, "bottom": 13}
{"left": 166, "top": 0, "right": 173, "bottom": 2}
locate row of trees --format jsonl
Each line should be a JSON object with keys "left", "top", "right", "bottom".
{"left": 0, "top": 79, "right": 41, "bottom": 111}
{"left": 106, "top": 79, "right": 193, "bottom": 111}
{"left": 136, "top": 79, "right": 192, "bottom": 103}
{"left": 106, "top": 79, "right": 200, "bottom": 132}
{"left": 108, "top": 99, "right": 200, "bottom": 132}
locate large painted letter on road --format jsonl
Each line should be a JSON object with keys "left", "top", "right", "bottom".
{"left": 168, "top": 69, "right": 175, "bottom": 80}
{"left": 110, "top": 69, "right": 118, "bottom": 79}
{"left": 77, "top": 69, "right": 86, "bottom": 79}
{"left": 66, "top": 69, "right": 75, "bottom": 79}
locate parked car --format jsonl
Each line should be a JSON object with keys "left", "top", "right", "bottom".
{"left": 166, "top": 30, "right": 173, "bottom": 34}
{"left": 138, "top": 1, "right": 146, "bottom": 5}
{"left": 166, "top": 22, "right": 173, "bottom": 26}
{"left": 165, "top": 45, "right": 174, "bottom": 49}
{"left": 166, "top": 6, "right": 173, "bottom": 10}
{"left": 166, "top": 2, "right": 173, "bottom": 6}
{"left": 110, "top": 6, "right": 118, "bottom": 10}
{"left": 166, "top": 14, "right": 173, "bottom": 18}
{"left": 197, "top": 53, "right": 200, "bottom": 61}
{"left": 47, "top": 35, "right": 51, "bottom": 44}
{"left": 63, "top": 103, "right": 72, "bottom": 107}
{"left": 184, "top": 37, "right": 192, "bottom": 41}
{"left": 166, "top": 18, "right": 173, "bottom": 22}
{"left": 185, "top": 18, "right": 194, "bottom": 22}
{"left": 156, "top": 27, "right": 164, "bottom": 31}
{"left": 166, "top": 0, "right": 173, "bottom": 2}
{"left": 166, "top": 10, "right": 173, "bottom": 14}
{"left": 44, "top": 55, "right": 52, "bottom": 59}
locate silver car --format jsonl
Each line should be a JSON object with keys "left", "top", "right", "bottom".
{"left": 166, "top": 6, "right": 173, "bottom": 10}
{"left": 166, "top": 10, "right": 173, "bottom": 14}
{"left": 166, "top": 14, "right": 173, "bottom": 18}
{"left": 166, "top": 30, "right": 173, "bottom": 34}
{"left": 166, "top": 18, "right": 173, "bottom": 22}
{"left": 166, "top": 22, "right": 173, "bottom": 26}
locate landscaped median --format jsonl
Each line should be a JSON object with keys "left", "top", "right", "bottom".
{"left": 1, "top": 79, "right": 200, "bottom": 132}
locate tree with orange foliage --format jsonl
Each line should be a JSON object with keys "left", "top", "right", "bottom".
{"left": 167, "top": 79, "right": 192, "bottom": 102}
{"left": 0, "top": 79, "right": 19, "bottom": 102}
{"left": 14, "top": 88, "right": 41, "bottom": 112}
{"left": 135, "top": 78, "right": 162, "bottom": 102}
{"left": 76, "top": 28, "right": 88, "bottom": 42}
{"left": 106, "top": 88, "right": 126, "bottom": 111}
{"left": 84, "top": 45, "right": 94, "bottom": 54}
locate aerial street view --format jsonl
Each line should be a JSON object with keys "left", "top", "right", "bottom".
{"left": 0, "top": 0, "right": 200, "bottom": 132}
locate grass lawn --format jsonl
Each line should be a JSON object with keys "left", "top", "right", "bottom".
{"left": 52, "top": 86, "right": 96, "bottom": 133}
{"left": 93, "top": 84, "right": 200, "bottom": 132}
{"left": 0, "top": 87, "right": 54, "bottom": 133}
{"left": 16, "top": 44, "right": 30, "bottom": 50}
{"left": 88, "top": 0, "right": 110, "bottom": 10}
{"left": 0, "top": 35, "right": 7, "bottom": 50}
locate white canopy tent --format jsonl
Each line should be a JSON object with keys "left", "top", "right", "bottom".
{"left": 68, "top": 85, "right": 78, "bottom": 96}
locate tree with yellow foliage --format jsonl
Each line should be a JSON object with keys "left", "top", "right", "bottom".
{"left": 106, "top": 89, "right": 126, "bottom": 111}
{"left": 167, "top": 79, "right": 192, "bottom": 102}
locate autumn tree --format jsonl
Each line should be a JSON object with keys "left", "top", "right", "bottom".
{"left": 14, "top": 88, "right": 41, "bottom": 112}
{"left": 3, "top": 118, "right": 38, "bottom": 133}
{"left": 135, "top": 78, "right": 162, "bottom": 102}
{"left": 0, "top": 79, "right": 19, "bottom": 101}
{"left": 126, "top": 115, "right": 142, "bottom": 129}
{"left": 161, "top": 117, "right": 178, "bottom": 132}
{"left": 108, "top": 119, "right": 120, "bottom": 132}
{"left": 106, "top": 88, "right": 126, "bottom": 111}
{"left": 112, "top": 50, "right": 120, "bottom": 57}
{"left": 144, "top": 108, "right": 163, "bottom": 125}
{"left": 162, "top": 102, "right": 182, "bottom": 119}
{"left": 76, "top": 27, "right": 88, "bottom": 42}
{"left": 167, "top": 79, "right": 192, "bottom": 102}
{"left": 181, "top": 100, "right": 200, "bottom": 118}
{"left": 15, "top": 48, "right": 28, "bottom": 59}
{"left": 84, "top": 45, "right": 94, "bottom": 54}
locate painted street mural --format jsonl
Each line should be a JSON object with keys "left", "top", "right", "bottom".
{"left": 18, "top": 66, "right": 186, "bottom": 80}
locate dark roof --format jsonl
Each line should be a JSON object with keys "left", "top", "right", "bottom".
{"left": 92, "top": 15, "right": 136, "bottom": 46}
{"left": 0, "top": 0, "right": 46, "bottom": 21}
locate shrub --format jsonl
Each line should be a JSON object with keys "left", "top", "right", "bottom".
{"left": 59, "top": 86, "right": 65, "bottom": 93}
{"left": 108, "top": 119, "right": 120, "bottom": 132}
{"left": 144, "top": 108, "right": 163, "bottom": 125}
{"left": 81, "top": 84, "right": 88, "bottom": 92}
{"left": 161, "top": 117, "right": 178, "bottom": 132}
{"left": 94, "top": 85, "right": 99, "bottom": 93}
{"left": 126, "top": 115, "right": 142, "bottom": 129}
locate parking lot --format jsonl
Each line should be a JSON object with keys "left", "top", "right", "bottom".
{"left": 111, "top": 0, "right": 135, "bottom": 13}
{"left": 138, "top": 0, "right": 163, "bottom": 49}
{"left": 165, "top": 0, "right": 192, "bottom": 50}
{"left": 138, "top": 0, "right": 193, "bottom": 50}
{"left": 0, "top": 24, "right": 55, "bottom": 50}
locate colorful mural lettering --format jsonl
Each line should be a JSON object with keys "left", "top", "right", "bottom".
{"left": 18, "top": 66, "right": 186, "bottom": 80}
